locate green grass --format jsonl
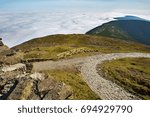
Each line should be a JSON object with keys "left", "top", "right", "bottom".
{"left": 12, "top": 34, "right": 150, "bottom": 60}
{"left": 44, "top": 68, "right": 100, "bottom": 100}
{"left": 87, "top": 21, "right": 133, "bottom": 41}
{"left": 98, "top": 58, "right": 150, "bottom": 99}
{"left": 23, "top": 46, "right": 73, "bottom": 60}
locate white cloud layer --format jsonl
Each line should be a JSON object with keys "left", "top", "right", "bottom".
{"left": 0, "top": 11, "right": 150, "bottom": 47}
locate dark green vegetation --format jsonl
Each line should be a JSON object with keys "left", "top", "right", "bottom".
{"left": 86, "top": 20, "right": 150, "bottom": 45}
{"left": 44, "top": 68, "right": 100, "bottom": 100}
{"left": 12, "top": 34, "right": 150, "bottom": 61}
{"left": 98, "top": 58, "right": 150, "bottom": 99}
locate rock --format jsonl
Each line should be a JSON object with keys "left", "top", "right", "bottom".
{"left": 30, "top": 72, "right": 46, "bottom": 81}
{"left": 0, "top": 70, "right": 24, "bottom": 80}
{"left": 36, "top": 77, "right": 60, "bottom": 100}
{"left": 0, "top": 72, "right": 72, "bottom": 100}
{"left": 1, "top": 63, "right": 26, "bottom": 72}
{"left": 43, "top": 82, "right": 73, "bottom": 100}
{"left": 25, "top": 63, "right": 33, "bottom": 73}
{"left": 0, "top": 79, "right": 18, "bottom": 100}
{"left": 43, "top": 89, "right": 59, "bottom": 100}
{"left": 38, "top": 78, "right": 57, "bottom": 92}
{"left": 58, "top": 83, "right": 73, "bottom": 100}
{"left": 7, "top": 79, "right": 34, "bottom": 100}
{"left": 0, "top": 60, "right": 73, "bottom": 100}
{"left": 29, "top": 93, "right": 40, "bottom": 100}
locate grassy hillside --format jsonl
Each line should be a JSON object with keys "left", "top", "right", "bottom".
{"left": 86, "top": 20, "right": 150, "bottom": 45}
{"left": 98, "top": 58, "right": 150, "bottom": 99}
{"left": 12, "top": 34, "right": 150, "bottom": 61}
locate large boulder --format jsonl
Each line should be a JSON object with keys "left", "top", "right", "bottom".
{"left": 30, "top": 77, "right": 73, "bottom": 100}
{"left": 42, "top": 80, "right": 73, "bottom": 100}
{"left": 7, "top": 79, "right": 34, "bottom": 100}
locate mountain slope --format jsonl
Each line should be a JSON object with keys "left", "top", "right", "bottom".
{"left": 12, "top": 34, "right": 150, "bottom": 61}
{"left": 86, "top": 20, "right": 150, "bottom": 45}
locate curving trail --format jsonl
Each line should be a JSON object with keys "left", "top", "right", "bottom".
{"left": 33, "top": 53, "right": 150, "bottom": 100}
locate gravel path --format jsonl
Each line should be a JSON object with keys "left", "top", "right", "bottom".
{"left": 33, "top": 53, "right": 150, "bottom": 100}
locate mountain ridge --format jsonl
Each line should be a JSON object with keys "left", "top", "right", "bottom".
{"left": 114, "top": 15, "right": 149, "bottom": 21}
{"left": 86, "top": 19, "right": 150, "bottom": 45}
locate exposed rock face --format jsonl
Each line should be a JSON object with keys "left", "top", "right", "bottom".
{"left": 0, "top": 63, "right": 73, "bottom": 100}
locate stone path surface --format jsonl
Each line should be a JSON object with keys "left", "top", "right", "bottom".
{"left": 33, "top": 53, "right": 150, "bottom": 100}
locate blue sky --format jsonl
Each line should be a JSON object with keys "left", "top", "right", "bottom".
{"left": 0, "top": 0, "right": 149, "bottom": 12}
{"left": 0, "top": 0, "right": 150, "bottom": 47}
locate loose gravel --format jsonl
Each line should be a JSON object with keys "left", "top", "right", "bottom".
{"left": 33, "top": 53, "right": 150, "bottom": 100}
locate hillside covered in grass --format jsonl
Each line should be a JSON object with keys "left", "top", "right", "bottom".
{"left": 98, "top": 58, "right": 150, "bottom": 99}
{"left": 12, "top": 34, "right": 150, "bottom": 61}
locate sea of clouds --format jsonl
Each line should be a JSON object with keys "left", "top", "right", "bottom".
{"left": 0, "top": 11, "right": 150, "bottom": 47}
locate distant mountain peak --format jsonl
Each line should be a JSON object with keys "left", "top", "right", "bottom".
{"left": 114, "top": 15, "right": 149, "bottom": 22}
{"left": 86, "top": 19, "right": 150, "bottom": 45}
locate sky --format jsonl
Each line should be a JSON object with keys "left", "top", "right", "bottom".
{"left": 0, "top": 0, "right": 150, "bottom": 47}
{"left": 0, "top": 0, "right": 150, "bottom": 12}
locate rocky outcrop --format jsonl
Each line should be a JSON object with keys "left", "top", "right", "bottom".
{"left": 0, "top": 63, "right": 73, "bottom": 100}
